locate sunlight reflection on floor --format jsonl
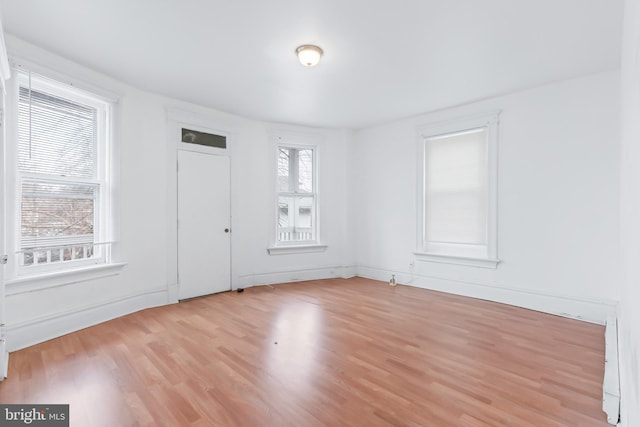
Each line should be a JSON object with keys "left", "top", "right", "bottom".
{"left": 267, "top": 303, "right": 323, "bottom": 391}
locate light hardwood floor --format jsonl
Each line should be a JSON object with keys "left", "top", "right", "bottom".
{"left": 0, "top": 277, "right": 609, "bottom": 426}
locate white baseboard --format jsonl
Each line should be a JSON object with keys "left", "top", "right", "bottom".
{"left": 0, "top": 340, "right": 7, "bottom": 380}
{"left": 4, "top": 266, "right": 358, "bottom": 353}
{"left": 235, "top": 265, "right": 356, "bottom": 289}
{"left": 5, "top": 288, "right": 170, "bottom": 352}
{"left": 357, "top": 265, "right": 617, "bottom": 325}
{"left": 167, "top": 282, "right": 179, "bottom": 304}
{"left": 603, "top": 309, "right": 621, "bottom": 425}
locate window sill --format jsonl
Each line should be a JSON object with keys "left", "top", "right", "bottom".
{"left": 6, "top": 262, "right": 128, "bottom": 295}
{"left": 267, "top": 245, "right": 328, "bottom": 255}
{"left": 414, "top": 252, "right": 500, "bottom": 269}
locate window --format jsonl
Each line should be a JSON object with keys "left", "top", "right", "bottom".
{"left": 10, "top": 71, "right": 112, "bottom": 276}
{"left": 181, "top": 127, "right": 227, "bottom": 149}
{"left": 276, "top": 146, "right": 317, "bottom": 245}
{"left": 417, "top": 112, "right": 499, "bottom": 268}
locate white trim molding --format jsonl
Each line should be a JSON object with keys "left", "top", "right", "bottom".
{"left": 235, "top": 265, "right": 356, "bottom": 289}
{"left": 5, "top": 262, "right": 127, "bottom": 295}
{"left": 0, "top": 339, "right": 7, "bottom": 380}
{"left": 0, "top": 14, "right": 11, "bottom": 91}
{"left": 7, "top": 54, "right": 120, "bottom": 103}
{"left": 603, "top": 309, "right": 621, "bottom": 425}
{"left": 356, "top": 265, "right": 617, "bottom": 325}
{"left": 165, "top": 107, "right": 236, "bottom": 295}
{"left": 267, "top": 244, "right": 327, "bottom": 255}
{"left": 269, "top": 129, "right": 324, "bottom": 251}
{"left": 5, "top": 287, "right": 170, "bottom": 351}
{"left": 416, "top": 110, "right": 501, "bottom": 264}
{"left": 4, "top": 67, "right": 119, "bottom": 284}
{"left": 414, "top": 251, "right": 500, "bottom": 268}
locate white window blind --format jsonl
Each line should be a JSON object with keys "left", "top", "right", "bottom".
{"left": 424, "top": 128, "right": 488, "bottom": 246}
{"left": 16, "top": 72, "right": 109, "bottom": 271}
{"left": 277, "top": 147, "right": 316, "bottom": 243}
{"left": 18, "top": 86, "right": 97, "bottom": 178}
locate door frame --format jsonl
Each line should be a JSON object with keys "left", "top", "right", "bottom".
{"left": 165, "top": 108, "right": 234, "bottom": 303}
{"left": 0, "top": 86, "right": 8, "bottom": 379}
{"left": 1, "top": 19, "right": 11, "bottom": 379}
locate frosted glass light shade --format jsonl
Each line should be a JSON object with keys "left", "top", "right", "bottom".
{"left": 296, "top": 45, "right": 323, "bottom": 67}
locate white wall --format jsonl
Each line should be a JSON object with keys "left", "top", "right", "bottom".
{"left": 619, "top": 0, "right": 640, "bottom": 423}
{"left": 351, "top": 71, "right": 620, "bottom": 324}
{"left": 0, "top": 30, "right": 623, "bottom": 367}
{"left": 3, "top": 35, "right": 354, "bottom": 351}
{"left": 230, "top": 122, "right": 355, "bottom": 288}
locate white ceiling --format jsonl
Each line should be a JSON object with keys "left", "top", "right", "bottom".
{"left": 0, "top": 0, "right": 624, "bottom": 129}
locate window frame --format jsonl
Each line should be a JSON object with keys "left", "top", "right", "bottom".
{"left": 268, "top": 131, "right": 326, "bottom": 255}
{"left": 415, "top": 111, "right": 500, "bottom": 268}
{"left": 5, "top": 68, "right": 115, "bottom": 281}
{"left": 276, "top": 145, "right": 317, "bottom": 245}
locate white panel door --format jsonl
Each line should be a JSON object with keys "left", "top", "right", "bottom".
{"left": 177, "top": 150, "right": 231, "bottom": 300}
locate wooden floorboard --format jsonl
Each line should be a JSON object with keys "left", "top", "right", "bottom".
{"left": 0, "top": 277, "right": 609, "bottom": 426}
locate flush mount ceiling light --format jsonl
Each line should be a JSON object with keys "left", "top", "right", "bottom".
{"left": 296, "top": 44, "right": 323, "bottom": 67}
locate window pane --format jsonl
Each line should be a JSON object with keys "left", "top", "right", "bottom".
{"left": 278, "top": 196, "right": 293, "bottom": 242}
{"left": 294, "top": 196, "right": 314, "bottom": 229}
{"left": 18, "top": 87, "right": 97, "bottom": 178}
{"left": 35, "top": 251, "right": 47, "bottom": 264}
{"left": 21, "top": 181, "right": 96, "bottom": 256}
{"left": 277, "top": 195, "right": 315, "bottom": 242}
{"left": 425, "top": 128, "right": 487, "bottom": 245}
{"left": 74, "top": 246, "right": 85, "bottom": 260}
{"left": 23, "top": 252, "right": 33, "bottom": 266}
{"left": 181, "top": 128, "right": 226, "bottom": 149}
{"left": 297, "top": 149, "right": 313, "bottom": 193}
{"left": 278, "top": 148, "right": 291, "bottom": 192}
{"left": 278, "top": 196, "right": 292, "bottom": 230}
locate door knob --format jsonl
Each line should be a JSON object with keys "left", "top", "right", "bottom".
{"left": 224, "top": 228, "right": 230, "bottom": 233}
